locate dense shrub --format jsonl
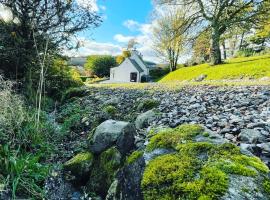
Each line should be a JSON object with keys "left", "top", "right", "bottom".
{"left": 236, "top": 48, "right": 256, "bottom": 57}
{"left": 149, "top": 67, "right": 170, "bottom": 80}
{"left": 45, "top": 58, "right": 83, "bottom": 101}
{"left": 0, "top": 76, "right": 54, "bottom": 199}
{"left": 84, "top": 55, "right": 117, "bottom": 77}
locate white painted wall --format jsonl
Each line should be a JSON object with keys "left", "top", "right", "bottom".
{"left": 130, "top": 52, "right": 149, "bottom": 75}
{"left": 110, "top": 59, "right": 141, "bottom": 82}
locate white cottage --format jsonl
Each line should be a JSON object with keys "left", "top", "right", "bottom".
{"left": 110, "top": 50, "right": 150, "bottom": 82}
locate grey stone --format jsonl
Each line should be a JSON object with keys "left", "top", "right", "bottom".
{"left": 239, "top": 129, "right": 266, "bottom": 144}
{"left": 195, "top": 74, "right": 207, "bottom": 82}
{"left": 104, "top": 97, "right": 120, "bottom": 105}
{"left": 221, "top": 175, "right": 269, "bottom": 200}
{"left": 135, "top": 110, "right": 157, "bottom": 129}
{"left": 89, "top": 120, "right": 135, "bottom": 154}
{"left": 225, "top": 133, "right": 234, "bottom": 140}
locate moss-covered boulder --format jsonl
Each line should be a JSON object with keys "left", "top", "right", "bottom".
{"left": 140, "top": 124, "right": 270, "bottom": 200}
{"left": 111, "top": 124, "right": 270, "bottom": 200}
{"left": 87, "top": 147, "right": 122, "bottom": 198}
{"left": 63, "top": 152, "right": 94, "bottom": 183}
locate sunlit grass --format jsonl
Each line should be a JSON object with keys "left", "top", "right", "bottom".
{"left": 87, "top": 79, "right": 270, "bottom": 92}
{"left": 160, "top": 54, "right": 270, "bottom": 82}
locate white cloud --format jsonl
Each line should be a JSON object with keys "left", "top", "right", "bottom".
{"left": 64, "top": 38, "right": 122, "bottom": 57}
{"left": 123, "top": 20, "right": 141, "bottom": 31}
{"left": 114, "top": 34, "right": 135, "bottom": 43}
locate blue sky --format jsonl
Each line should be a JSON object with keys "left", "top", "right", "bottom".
{"left": 89, "top": 0, "right": 153, "bottom": 44}
{"left": 70, "top": 0, "right": 160, "bottom": 62}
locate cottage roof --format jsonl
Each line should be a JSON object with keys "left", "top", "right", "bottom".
{"left": 127, "top": 58, "right": 144, "bottom": 73}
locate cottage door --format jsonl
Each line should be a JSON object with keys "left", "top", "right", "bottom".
{"left": 130, "top": 72, "right": 137, "bottom": 82}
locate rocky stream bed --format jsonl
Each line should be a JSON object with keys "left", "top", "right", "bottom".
{"left": 44, "top": 85, "right": 270, "bottom": 200}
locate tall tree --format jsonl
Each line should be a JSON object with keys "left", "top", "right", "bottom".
{"left": 156, "top": 0, "right": 266, "bottom": 65}
{"left": 153, "top": 8, "right": 190, "bottom": 72}
{"left": 0, "top": 0, "right": 101, "bottom": 80}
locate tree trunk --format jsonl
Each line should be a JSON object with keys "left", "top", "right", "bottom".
{"left": 210, "top": 27, "right": 222, "bottom": 65}
{"left": 222, "top": 41, "right": 227, "bottom": 60}
{"left": 239, "top": 32, "right": 245, "bottom": 50}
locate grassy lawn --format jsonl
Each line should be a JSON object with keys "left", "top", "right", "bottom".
{"left": 160, "top": 54, "right": 270, "bottom": 82}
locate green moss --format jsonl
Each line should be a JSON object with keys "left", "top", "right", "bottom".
{"left": 146, "top": 124, "right": 204, "bottom": 152}
{"left": 263, "top": 179, "right": 270, "bottom": 194}
{"left": 103, "top": 105, "right": 117, "bottom": 115}
{"left": 176, "top": 142, "right": 214, "bottom": 156}
{"left": 142, "top": 124, "right": 270, "bottom": 200}
{"left": 141, "top": 154, "right": 227, "bottom": 200}
{"left": 137, "top": 99, "right": 160, "bottom": 111}
{"left": 202, "top": 132, "right": 210, "bottom": 137}
{"left": 63, "top": 152, "right": 93, "bottom": 178}
{"left": 87, "top": 147, "right": 122, "bottom": 198}
{"left": 126, "top": 151, "right": 143, "bottom": 165}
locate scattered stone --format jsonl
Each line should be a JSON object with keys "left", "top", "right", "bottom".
{"left": 194, "top": 74, "right": 207, "bottom": 82}
{"left": 239, "top": 129, "right": 266, "bottom": 144}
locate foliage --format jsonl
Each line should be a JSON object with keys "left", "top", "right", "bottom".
{"left": 0, "top": 146, "right": 50, "bottom": 199}
{"left": 61, "top": 87, "right": 89, "bottom": 102}
{"left": 236, "top": 48, "right": 257, "bottom": 57}
{"left": 122, "top": 50, "right": 131, "bottom": 58}
{"left": 126, "top": 151, "right": 143, "bottom": 165}
{"left": 0, "top": 0, "right": 101, "bottom": 81}
{"left": 116, "top": 50, "right": 131, "bottom": 65}
{"left": 84, "top": 55, "right": 117, "bottom": 77}
{"left": 85, "top": 77, "right": 108, "bottom": 84}
{"left": 57, "top": 100, "right": 88, "bottom": 134}
{"left": 46, "top": 58, "right": 84, "bottom": 101}
{"left": 137, "top": 99, "right": 160, "bottom": 111}
{"left": 141, "top": 124, "right": 270, "bottom": 200}
{"left": 0, "top": 77, "right": 54, "bottom": 199}
{"left": 157, "top": 0, "right": 267, "bottom": 65}
{"left": 160, "top": 54, "right": 270, "bottom": 82}
{"left": 153, "top": 8, "right": 188, "bottom": 72}
{"left": 103, "top": 105, "right": 117, "bottom": 116}
{"left": 193, "top": 29, "right": 211, "bottom": 63}
{"left": 149, "top": 67, "right": 170, "bottom": 81}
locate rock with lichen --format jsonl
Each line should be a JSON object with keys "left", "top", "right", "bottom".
{"left": 63, "top": 152, "right": 94, "bottom": 184}
{"left": 135, "top": 110, "right": 157, "bottom": 129}
{"left": 86, "top": 147, "right": 122, "bottom": 198}
{"left": 112, "top": 124, "right": 270, "bottom": 200}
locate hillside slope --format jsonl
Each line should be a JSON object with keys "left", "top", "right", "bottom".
{"left": 160, "top": 54, "right": 270, "bottom": 82}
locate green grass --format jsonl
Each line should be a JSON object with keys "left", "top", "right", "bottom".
{"left": 160, "top": 54, "right": 270, "bottom": 82}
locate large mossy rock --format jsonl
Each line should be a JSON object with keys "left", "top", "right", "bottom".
{"left": 115, "top": 124, "right": 270, "bottom": 200}
{"left": 63, "top": 152, "right": 94, "bottom": 183}
{"left": 87, "top": 147, "right": 122, "bottom": 198}
{"left": 89, "top": 120, "right": 135, "bottom": 155}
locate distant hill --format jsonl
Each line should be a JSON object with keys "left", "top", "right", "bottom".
{"left": 160, "top": 54, "right": 270, "bottom": 82}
